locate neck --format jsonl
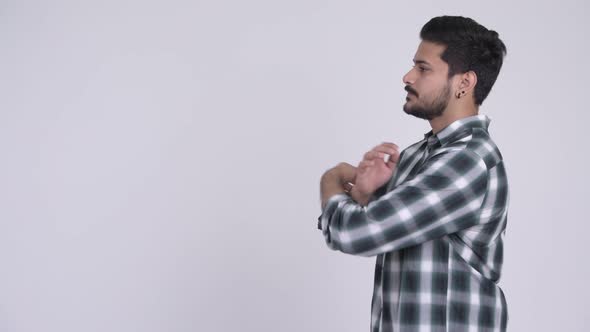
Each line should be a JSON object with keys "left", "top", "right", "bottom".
{"left": 429, "top": 103, "right": 478, "bottom": 134}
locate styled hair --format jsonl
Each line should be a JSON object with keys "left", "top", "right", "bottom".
{"left": 420, "top": 16, "right": 507, "bottom": 105}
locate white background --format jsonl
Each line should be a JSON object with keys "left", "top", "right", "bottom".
{"left": 1, "top": 0, "right": 588, "bottom": 331}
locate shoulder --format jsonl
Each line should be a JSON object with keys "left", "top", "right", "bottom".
{"left": 436, "top": 127, "right": 504, "bottom": 171}
{"left": 427, "top": 147, "right": 487, "bottom": 176}
{"left": 466, "top": 128, "right": 504, "bottom": 170}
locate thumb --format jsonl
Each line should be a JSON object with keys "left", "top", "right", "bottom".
{"left": 385, "top": 158, "right": 397, "bottom": 170}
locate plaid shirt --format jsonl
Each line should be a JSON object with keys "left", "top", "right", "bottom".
{"left": 318, "top": 115, "right": 509, "bottom": 332}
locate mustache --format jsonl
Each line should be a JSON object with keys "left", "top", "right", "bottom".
{"left": 405, "top": 85, "right": 418, "bottom": 97}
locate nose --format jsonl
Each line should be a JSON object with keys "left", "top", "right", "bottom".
{"left": 403, "top": 67, "right": 415, "bottom": 85}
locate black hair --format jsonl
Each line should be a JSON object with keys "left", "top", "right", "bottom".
{"left": 420, "top": 16, "right": 507, "bottom": 105}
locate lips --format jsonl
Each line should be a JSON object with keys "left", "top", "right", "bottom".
{"left": 404, "top": 86, "right": 418, "bottom": 98}
{"left": 405, "top": 92, "right": 417, "bottom": 102}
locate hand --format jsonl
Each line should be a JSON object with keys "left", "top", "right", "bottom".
{"left": 353, "top": 142, "right": 400, "bottom": 200}
{"left": 320, "top": 162, "right": 357, "bottom": 209}
{"left": 321, "top": 162, "right": 357, "bottom": 185}
{"left": 334, "top": 162, "right": 357, "bottom": 184}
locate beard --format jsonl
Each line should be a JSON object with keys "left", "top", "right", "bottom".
{"left": 403, "top": 82, "right": 451, "bottom": 120}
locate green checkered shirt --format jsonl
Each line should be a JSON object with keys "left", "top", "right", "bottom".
{"left": 318, "top": 115, "right": 509, "bottom": 331}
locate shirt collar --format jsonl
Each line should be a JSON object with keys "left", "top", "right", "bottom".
{"left": 423, "top": 114, "right": 491, "bottom": 147}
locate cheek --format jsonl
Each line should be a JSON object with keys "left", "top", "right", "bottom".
{"left": 416, "top": 79, "right": 444, "bottom": 98}
{"left": 415, "top": 85, "right": 431, "bottom": 99}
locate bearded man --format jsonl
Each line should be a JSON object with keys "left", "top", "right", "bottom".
{"left": 318, "top": 16, "right": 509, "bottom": 332}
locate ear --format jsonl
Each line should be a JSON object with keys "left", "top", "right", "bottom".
{"left": 456, "top": 70, "right": 477, "bottom": 97}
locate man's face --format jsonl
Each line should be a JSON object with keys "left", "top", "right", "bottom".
{"left": 402, "top": 41, "right": 453, "bottom": 120}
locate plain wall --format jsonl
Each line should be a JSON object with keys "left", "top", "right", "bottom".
{"left": 1, "top": 0, "right": 588, "bottom": 331}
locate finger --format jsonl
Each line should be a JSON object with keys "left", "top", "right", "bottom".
{"left": 363, "top": 151, "right": 378, "bottom": 161}
{"left": 364, "top": 151, "right": 398, "bottom": 165}
{"left": 359, "top": 163, "right": 373, "bottom": 175}
{"left": 365, "top": 142, "right": 396, "bottom": 155}
{"left": 378, "top": 146, "right": 401, "bottom": 162}
{"left": 364, "top": 150, "right": 392, "bottom": 162}
{"left": 372, "top": 145, "right": 399, "bottom": 156}
{"left": 366, "top": 142, "right": 398, "bottom": 155}
{"left": 358, "top": 160, "right": 375, "bottom": 170}
{"left": 385, "top": 152, "right": 401, "bottom": 166}
{"left": 379, "top": 142, "right": 399, "bottom": 150}
{"left": 363, "top": 150, "right": 378, "bottom": 160}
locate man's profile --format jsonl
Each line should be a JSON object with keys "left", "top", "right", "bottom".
{"left": 318, "top": 16, "right": 509, "bottom": 331}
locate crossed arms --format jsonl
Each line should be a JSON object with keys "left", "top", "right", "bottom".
{"left": 319, "top": 146, "right": 488, "bottom": 257}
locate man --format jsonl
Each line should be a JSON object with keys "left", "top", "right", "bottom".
{"left": 318, "top": 16, "right": 509, "bottom": 332}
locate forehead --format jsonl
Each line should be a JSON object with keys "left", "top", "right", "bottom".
{"left": 413, "top": 40, "right": 447, "bottom": 67}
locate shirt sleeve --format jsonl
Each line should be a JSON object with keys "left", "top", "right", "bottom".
{"left": 318, "top": 149, "right": 489, "bottom": 257}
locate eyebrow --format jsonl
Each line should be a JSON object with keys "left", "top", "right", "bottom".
{"left": 413, "top": 59, "right": 432, "bottom": 66}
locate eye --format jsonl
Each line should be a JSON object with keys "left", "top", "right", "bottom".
{"left": 412, "top": 64, "right": 428, "bottom": 73}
